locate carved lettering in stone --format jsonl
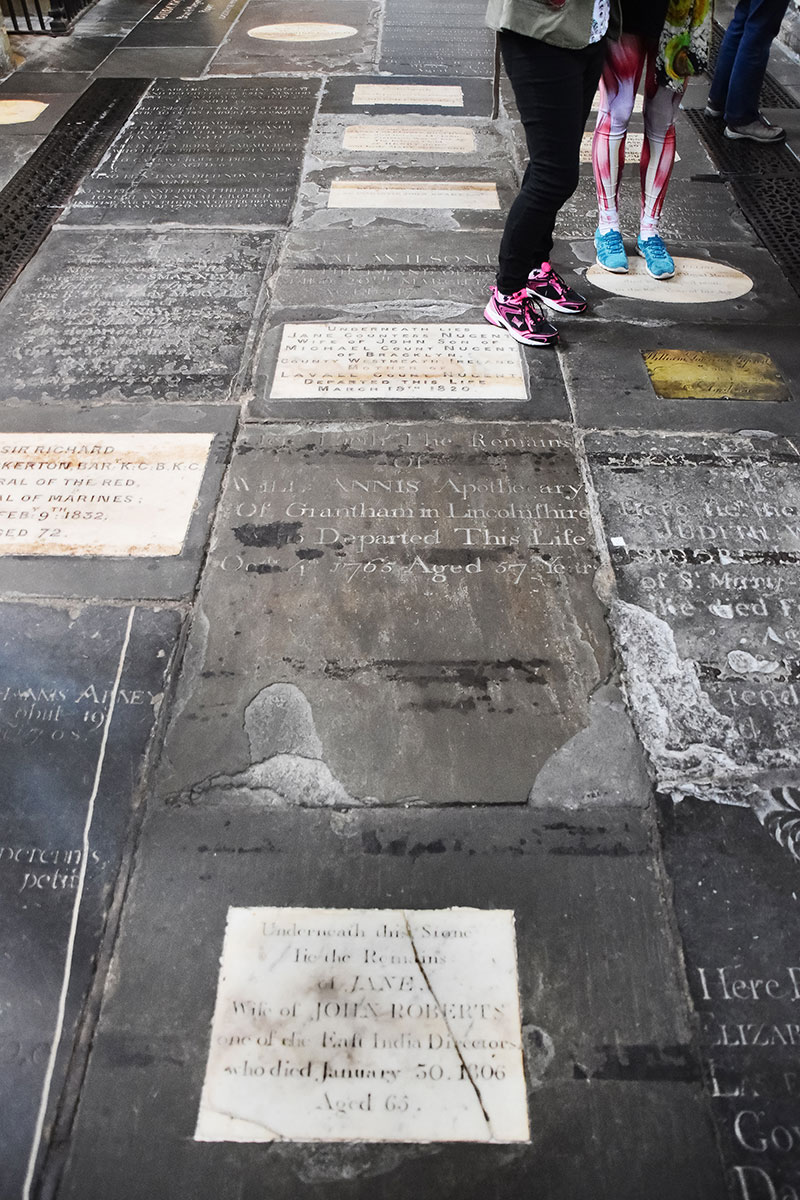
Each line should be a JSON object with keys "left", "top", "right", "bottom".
{"left": 0, "top": 433, "right": 212, "bottom": 556}
{"left": 328, "top": 180, "right": 499, "bottom": 210}
{"left": 269, "top": 324, "right": 526, "bottom": 400}
{"left": 195, "top": 906, "right": 529, "bottom": 1143}
{"left": 586, "top": 258, "right": 753, "bottom": 303}
{"left": 352, "top": 84, "right": 464, "bottom": 108}
{"left": 342, "top": 125, "right": 476, "bottom": 154}
{"left": 642, "top": 350, "right": 788, "bottom": 402}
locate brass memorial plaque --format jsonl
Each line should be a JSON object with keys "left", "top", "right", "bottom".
{"left": 642, "top": 349, "right": 788, "bottom": 402}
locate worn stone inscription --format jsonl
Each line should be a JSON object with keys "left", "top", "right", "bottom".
{"left": 0, "top": 433, "right": 211, "bottom": 556}
{"left": 159, "top": 423, "right": 610, "bottom": 806}
{"left": 352, "top": 84, "right": 464, "bottom": 107}
{"left": 328, "top": 180, "right": 499, "bottom": 210}
{"left": 642, "top": 350, "right": 788, "bottom": 403}
{"left": 588, "top": 433, "right": 800, "bottom": 795}
{"left": 270, "top": 324, "right": 526, "bottom": 401}
{"left": 586, "top": 258, "right": 753, "bottom": 304}
{"left": 342, "top": 124, "right": 476, "bottom": 154}
{"left": 195, "top": 906, "right": 528, "bottom": 1143}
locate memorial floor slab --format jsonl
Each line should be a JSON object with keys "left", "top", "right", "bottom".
{"left": 320, "top": 75, "right": 494, "bottom": 117}
{"left": 308, "top": 113, "right": 505, "bottom": 173}
{"left": 156, "top": 422, "right": 611, "bottom": 807}
{"left": 0, "top": 602, "right": 180, "bottom": 1199}
{"left": 0, "top": 405, "right": 236, "bottom": 600}
{"left": 587, "top": 431, "right": 800, "bottom": 799}
{"left": 207, "top": 1, "right": 379, "bottom": 75}
{"left": 0, "top": 228, "right": 274, "bottom": 405}
{"left": 90, "top": 45, "right": 215, "bottom": 75}
{"left": 51, "top": 803, "right": 724, "bottom": 1199}
{"left": 561, "top": 320, "right": 800, "bottom": 435}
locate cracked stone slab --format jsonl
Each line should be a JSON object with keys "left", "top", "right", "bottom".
{"left": 320, "top": 75, "right": 494, "bottom": 117}
{"left": 587, "top": 431, "right": 800, "bottom": 800}
{"left": 0, "top": 405, "right": 235, "bottom": 600}
{"left": 559, "top": 319, "right": 800, "bottom": 436}
{"left": 207, "top": 0, "right": 380, "bottom": 75}
{"left": 195, "top": 905, "right": 529, "bottom": 1143}
{"left": 659, "top": 795, "right": 800, "bottom": 1200}
{"left": 0, "top": 229, "right": 273, "bottom": 405}
{"left": 0, "top": 602, "right": 180, "bottom": 1199}
{"left": 53, "top": 803, "right": 724, "bottom": 1199}
{"left": 156, "top": 422, "right": 612, "bottom": 807}
{"left": 64, "top": 79, "right": 319, "bottom": 227}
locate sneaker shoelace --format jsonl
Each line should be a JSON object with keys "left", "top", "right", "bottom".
{"left": 531, "top": 262, "right": 570, "bottom": 301}
{"left": 499, "top": 290, "right": 549, "bottom": 333}
{"left": 598, "top": 230, "right": 625, "bottom": 252}
{"left": 641, "top": 236, "right": 671, "bottom": 265}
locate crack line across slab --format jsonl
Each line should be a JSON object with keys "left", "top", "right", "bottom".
{"left": 401, "top": 910, "right": 495, "bottom": 1139}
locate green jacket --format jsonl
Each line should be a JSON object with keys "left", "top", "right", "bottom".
{"left": 486, "top": 0, "right": 622, "bottom": 49}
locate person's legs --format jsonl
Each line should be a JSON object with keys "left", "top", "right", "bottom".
{"left": 496, "top": 32, "right": 604, "bottom": 294}
{"left": 707, "top": 0, "right": 751, "bottom": 111}
{"left": 639, "top": 51, "right": 684, "bottom": 240}
{"left": 592, "top": 34, "right": 647, "bottom": 235}
{"left": 722, "top": 0, "right": 790, "bottom": 126}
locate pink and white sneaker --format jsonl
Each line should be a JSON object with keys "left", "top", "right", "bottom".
{"left": 483, "top": 286, "right": 559, "bottom": 346}
{"left": 526, "top": 261, "right": 587, "bottom": 313}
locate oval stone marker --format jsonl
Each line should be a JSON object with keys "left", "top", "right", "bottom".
{"left": 586, "top": 258, "right": 753, "bottom": 303}
{"left": 342, "top": 125, "right": 476, "bottom": 154}
{"left": 247, "top": 22, "right": 357, "bottom": 41}
{"left": 328, "top": 180, "right": 499, "bottom": 210}
{"left": 195, "top": 906, "right": 529, "bottom": 1143}
{"left": 0, "top": 99, "right": 48, "bottom": 125}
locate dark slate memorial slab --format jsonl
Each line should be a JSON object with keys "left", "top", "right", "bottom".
{"left": 0, "top": 228, "right": 273, "bottom": 405}
{"left": 64, "top": 79, "right": 318, "bottom": 227}
{"left": 207, "top": 1, "right": 379, "bottom": 76}
{"left": 52, "top": 803, "right": 725, "bottom": 1200}
{"left": 0, "top": 405, "right": 236, "bottom": 600}
{"left": 587, "top": 432, "right": 800, "bottom": 802}
{"left": 156, "top": 422, "right": 612, "bottom": 808}
{"left": 379, "top": 0, "right": 494, "bottom": 77}
{"left": 0, "top": 602, "right": 179, "bottom": 1199}
{"left": 659, "top": 796, "right": 800, "bottom": 1200}
{"left": 320, "top": 75, "right": 494, "bottom": 117}
{"left": 121, "top": 0, "right": 248, "bottom": 47}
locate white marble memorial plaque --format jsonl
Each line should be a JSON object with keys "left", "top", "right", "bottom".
{"left": 328, "top": 180, "right": 499, "bottom": 209}
{"left": 586, "top": 257, "right": 753, "bottom": 303}
{"left": 195, "top": 906, "right": 529, "bottom": 1144}
{"left": 352, "top": 84, "right": 464, "bottom": 108}
{"left": 0, "top": 100, "right": 48, "bottom": 125}
{"left": 0, "top": 433, "right": 212, "bottom": 556}
{"left": 247, "top": 22, "right": 357, "bottom": 40}
{"left": 579, "top": 131, "right": 679, "bottom": 162}
{"left": 270, "top": 323, "right": 527, "bottom": 400}
{"left": 342, "top": 124, "right": 476, "bottom": 154}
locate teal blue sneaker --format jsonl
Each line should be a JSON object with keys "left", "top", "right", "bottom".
{"left": 636, "top": 234, "right": 675, "bottom": 280}
{"left": 595, "top": 228, "right": 628, "bottom": 274}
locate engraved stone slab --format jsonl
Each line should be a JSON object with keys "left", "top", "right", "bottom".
{"left": 0, "top": 229, "right": 272, "bottom": 405}
{"left": 157, "top": 422, "right": 612, "bottom": 806}
{"left": 208, "top": 1, "right": 378, "bottom": 75}
{"left": 660, "top": 798, "right": 800, "bottom": 1200}
{"left": 643, "top": 349, "right": 789, "bottom": 402}
{"left": 195, "top": 905, "right": 528, "bottom": 1143}
{"left": 586, "top": 258, "right": 753, "bottom": 303}
{"left": 0, "top": 406, "right": 234, "bottom": 600}
{"left": 328, "top": 180, "right": 499, "bottom": 209}
{"left": 269, "top": 324, "right": 525, "bottom": 400}
{"left": 342, "top": 124, "right": 476, "bottom": 153}
{"left": 0, "top": 433, "right": 212, "bottom": 557}
{"left": 64, "top": 79, "right": 318, "bottom": 226}
{"left": 120, "top": 0, "right": 248, "bottom": 48}
{"left": 0, "top": 603, "right": 179, "bottom": 1199}
{"left": 587, "top": 431, "right": 800, "bottom": 798}
{"left": 353, "top": 83, "right": 464, "bottom": 107}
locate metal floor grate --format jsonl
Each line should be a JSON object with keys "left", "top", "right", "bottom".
{"left": 710, "top": 20, "right": 799, "bottom": 110}
{"left": 0, "top": 78, "right": 149, "bottom": 299}
{"left": 685, "top": 109, "right": 800, "bottom": 297}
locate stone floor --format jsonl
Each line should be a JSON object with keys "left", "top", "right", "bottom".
{"left": 1, "top": 4, "right": 800, "bottom": 1199}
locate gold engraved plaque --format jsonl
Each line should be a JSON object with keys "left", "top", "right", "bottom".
{"left": 643, "top": 349, "right": 789, "bottom": 402}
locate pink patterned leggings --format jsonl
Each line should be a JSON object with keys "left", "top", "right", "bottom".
{"left": 592, "top": 33, "right": 686, "bottom": 239}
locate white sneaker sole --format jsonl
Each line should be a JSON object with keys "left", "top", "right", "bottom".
{"left": 595, "top": 257, "right": 629, "bottom": 275}
{"left": 483, "top": 305, "right": 558, "bottom": 346}
{"left": 724, "top": 126, "right": 784, "bottom": 142}
{"left": 527, "top": 290, "right": 588, "bottom": 314}
{"left": 636, "top": 251, "right": 674, "bottom": 280}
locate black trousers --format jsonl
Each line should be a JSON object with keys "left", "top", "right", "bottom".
{"left": 497, "top": 31, "right": 606, "bottom": 294}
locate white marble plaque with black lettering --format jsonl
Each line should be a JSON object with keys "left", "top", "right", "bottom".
{"left": 328, "top": 180, "right": 499, "bottom": 209}
{"left": 270, "top": 323, "right": 526, "bottom": 401}
{"left": 352, "top": 84, "right": 464, "bottom": 107}
{"left": 342, "top": 125, "right": 476, "bottom": 154}
{"left": 195, "top": 906, "right": 529, "bottom": 1143}
{"left": 0, "top": 433, "right": 212, "bottom": 556}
